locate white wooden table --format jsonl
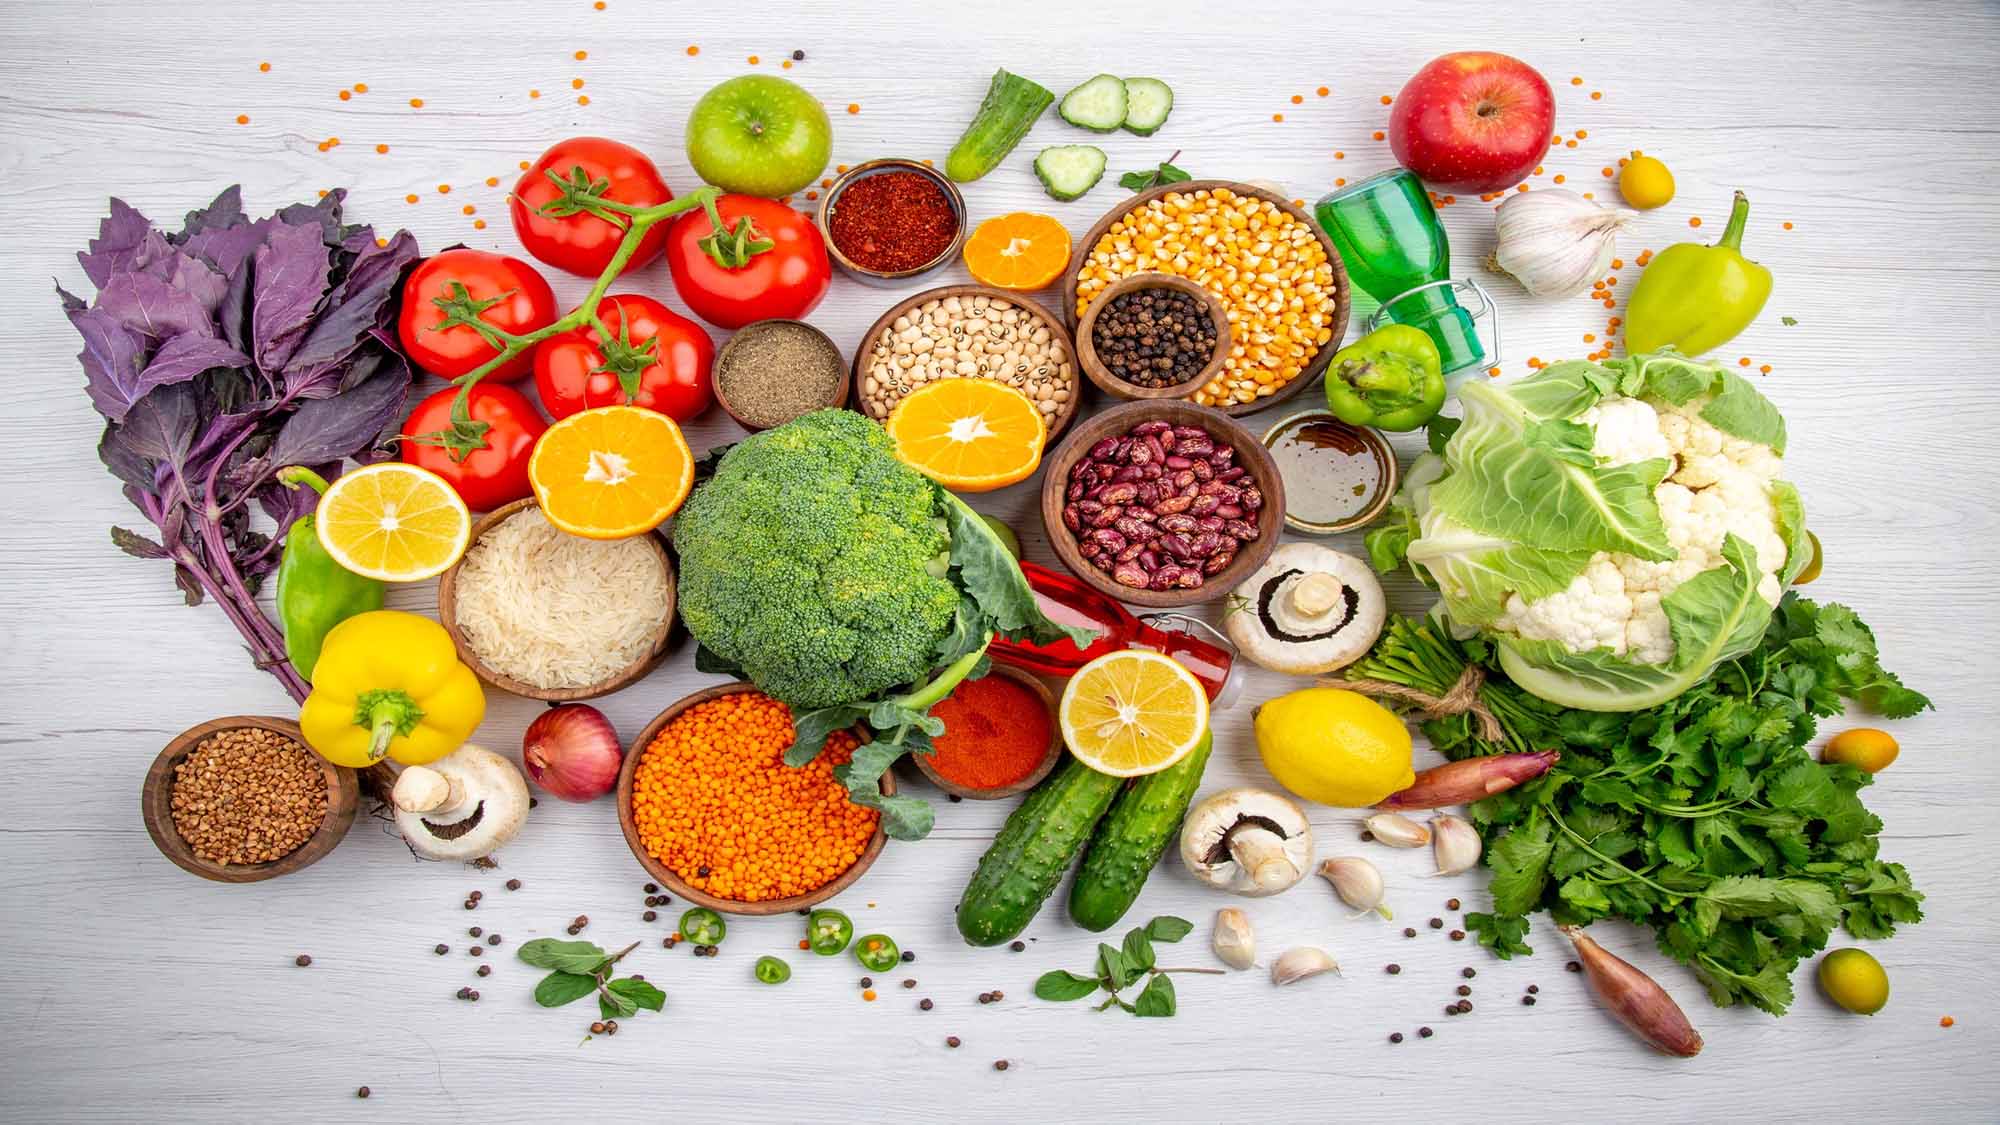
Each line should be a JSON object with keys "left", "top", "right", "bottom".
{"left": 2, "top": 1, "right": 1995, "bottom": 1120}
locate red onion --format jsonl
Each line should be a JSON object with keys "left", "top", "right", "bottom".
{"left": 1376, "top": 750, "right": 1560, "bottom": 811}
{"left": 522, "top": 705, "right": 623, "bottom": 802}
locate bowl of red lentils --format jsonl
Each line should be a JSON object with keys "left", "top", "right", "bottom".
{"left": 817, "top": 158, "right": 967, "bottom": 286}
{"left": 141, "top": 716, "right": 359, "bottom": 883}
{"left": 616, "top": 682, "right": 891, "bottom": 916}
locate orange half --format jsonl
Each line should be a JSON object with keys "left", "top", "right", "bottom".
{"left": 962, "top": 212, "right": 1072, "bottom": 291}
{"left": 527, "top": 405, "right": 692, "bottom": 539}
{"left": 885, "top": 379, "right": 1045, "bottom": 493}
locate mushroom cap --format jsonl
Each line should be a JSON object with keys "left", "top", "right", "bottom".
{"left": 1179, "top": 787, "right": 1315, "bottom": 896}
{"left": 392, "top": 744, "right": 530, "bottom": 860}
{"left": 1226, "top": 543, "right": 1387, "bottom": 676}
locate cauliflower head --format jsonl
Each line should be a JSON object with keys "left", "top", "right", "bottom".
{"left": 1373, "top": 352, "right": 1811, "bottom": 712}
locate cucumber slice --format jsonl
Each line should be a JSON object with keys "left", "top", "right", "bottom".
{"left": 1121, "top": 77, "right": 1174, "bottom": 136}
{"left": 1058, "top": 74, "right": 1127, "bottom": 133}
{"left": 1034, "top": 145, "right": 1108, "bottom": 201}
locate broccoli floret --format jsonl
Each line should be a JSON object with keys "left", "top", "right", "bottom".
{"left": 672, "top": 410, "right": 961, "bottom": 710}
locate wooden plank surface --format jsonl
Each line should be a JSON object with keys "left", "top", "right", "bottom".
{"left": 1, "top": 0, "right": 1995, "bottom": 1120}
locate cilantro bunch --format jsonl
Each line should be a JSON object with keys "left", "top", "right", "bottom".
{"left": 1350, "top": 594, "right": 1930, "bottom": 1015}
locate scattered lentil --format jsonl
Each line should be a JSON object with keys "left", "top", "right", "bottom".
{"left": 169, "top": 726, "right": 327, "bottom": 866}
{"left": 716, "top": 321, "right": 847, "bottom": 429}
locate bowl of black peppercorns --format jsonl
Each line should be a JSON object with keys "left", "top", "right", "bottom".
{"left": 1077, "top": 272, "right": 1231, "bottom": 402}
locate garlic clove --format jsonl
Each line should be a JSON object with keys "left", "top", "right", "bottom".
{"left": 1490, "top": 188, "right": 1635, "bottom": 299}
{"left": 1429, "top": 813, "right": 1483, "bottom": 876}
{"left": 1317, "top": 856, "right": 1391, "bottom": 919}
{"left": 1271, "top": 946, "right": 1341, "bottom": 986}
{"left": 1212, "top": 908, "right": 1255, "bottom": 971}
{"left": 1363, "top": 812, "right": 1431, "bottom": 848}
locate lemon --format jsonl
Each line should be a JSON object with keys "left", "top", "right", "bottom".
{"left": 1254, "top": 687, "right": 1413, "bottom": 807}
{"left": 1619, "top": 153, "right": 1676, "bottom": 210}
{"left": 1059, "top": 650, "right": 1209, "bottom": 777}
{"left": 1818, "top": 948, "right": 1889, "bottom": 1015}
{"left": 315, "top": 462, "right": 471, "bottom": 582}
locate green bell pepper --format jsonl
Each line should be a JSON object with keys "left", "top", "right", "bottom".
{"left": 273, "top": 467, "right": 384, "bottom": 682}
{"left": 1624, "top": 191, "right": 1772, "bottom": 357}
{"left": 1323, "top": 324, "right": 1445, "bottom": 432}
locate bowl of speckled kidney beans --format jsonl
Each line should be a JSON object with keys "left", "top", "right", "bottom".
{"left": 1040, "top": 399, "right": 1285, "bottom": 608}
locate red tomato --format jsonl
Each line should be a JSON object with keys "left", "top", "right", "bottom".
{"left": 399, "top": 383, "right": 549, "bottom": 512}
{"left": 664, "top": 194, "right": 831, "bottom": 329}
{"left": 397, "top": 249, "right": 557, "bottom": 382}
{"left": 533, "top": 295, "right": 716, "bottom": 422}
{"left": 510, "top": 137, "right": 674, "bottom": 277}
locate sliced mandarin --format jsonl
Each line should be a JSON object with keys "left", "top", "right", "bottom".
{"left": 884, "top": 379, "right": 1045, "bottom": 493}
{"left": 527, "top": 405, "right": 692, "bottom": 539}
{"left": 961, "top": 212, "right": 1072, "bottom": 291}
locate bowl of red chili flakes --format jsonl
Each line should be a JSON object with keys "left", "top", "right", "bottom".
{"left": 816, "top": 158, "right": 967, "bottom": 286}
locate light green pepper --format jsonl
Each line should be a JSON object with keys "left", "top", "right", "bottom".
{"left": 1624, "top": 191, "right": 1773, "bottom": 357}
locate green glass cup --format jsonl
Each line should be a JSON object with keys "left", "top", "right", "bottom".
{"left": 1314, "top": 168, "right": 1488, "bottom": 375}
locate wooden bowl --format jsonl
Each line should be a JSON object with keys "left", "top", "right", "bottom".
{"left": 1076, "top": 272, "right": 1232, "bottom": 402}
{"left": 712, "top": 319, "right": 850, "bottom": 432}
{"left": 615, "top": 682, "right": 891, "bottom": 916}
{"left": 141, "top": 716, "right": 358, "bottom": 884}
{"left": 1059, "top": 179, "right": 1352, "bottom": 418}
{"left": 817, "top": 158, "right": 969, "bottom": 286}
{"left": 1259, "top": 410, "right": 1401, "bottom": 535}
{"left": 437, "top": 498, "right": 676, "bottom": 701}
{"left": 1039, "top": 399, "right": 1287, "bottom": 609}
{"left": 909, "top": 663, "right": 1064, "bottom": 800}
{"left": 851, "top": 284, "right": 1084, "bottom": 443}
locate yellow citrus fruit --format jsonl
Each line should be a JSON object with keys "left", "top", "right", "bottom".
{"left": 1059, "top": 650, "right": 1209, "bottom": 777}
{"left": 962, "top": 212, "right": 1072, "bottom": 291}
{"left": 1619, "top": 153, "right": 1676, "bottom": 210}
{"left": 314, "top": 462, "right": 471, "bottom": 582}
{"left": 527, "top": 405, "right": 692, "bottom": 539}
{"left": 1818, "top": 948, "right": 1889, "bottom": 1015}
{"left": 1253, "top": 687, "right": 1413, "bottom": 807}
{"left": 1822, "top": 727, "right": 1899, "bottom": 773}
{"left": 1793, "top": 529, "right": 1824, "bottom": 585}
{"left": 884, "top": 378, "right": 1045, "bottom": 493}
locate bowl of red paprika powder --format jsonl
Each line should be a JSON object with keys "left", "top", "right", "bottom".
{"left": 817, "top": 158, "right": 967, "bottom": 286}
{"left": 911, "top": 663, "right": 1063, "bottom": 800}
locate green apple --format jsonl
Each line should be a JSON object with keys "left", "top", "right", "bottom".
{"left": 685, "top": 75, "right": 832, "bottom": 198}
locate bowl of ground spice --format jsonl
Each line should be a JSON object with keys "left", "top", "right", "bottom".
{"left": 818, "top": 158, "right": 967, "bottom": 285}
{"left": 712, "top": 319, "right": 850, "bottom": 431}
{"left": 1077, "top": 272, "right": 1232, "bottom": 402}
{"left": 142, "top": 716, "right": 358, "bottom": 883}
{"left": 617, "top": 683, "right": 890, "bottom": 915}
{"left": 911, "top": 664, "right": 1061, "bottom": 800}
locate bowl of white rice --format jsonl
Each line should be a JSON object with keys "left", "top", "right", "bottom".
{"left": 438, "top": 499, "right": 676, "bottom": 701}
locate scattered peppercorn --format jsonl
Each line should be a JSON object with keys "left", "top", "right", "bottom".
{"left": 1429, "top": 918, "right": 1444, "bottom": 929}
{"left": 901, "top": 951, "right": 916, "bottom": 963}
{"left": 295, "top": 954, "right": 312, "bottom": 967}
{"left": 1527, "top": 984, "right": 1539, "bottom": 994}
{"left": 946, "top": 1036, "right": 961, "bottom": 1048}
{"left": 1360, "top": 829, "right": 1375, "bottom": 842}
{"left": 590, "top": 1021, "right": 606, "bottom": 1034}
{"left": 603, "top": 1020, "right": 618, "bottom": 1035}
{"left": 644, "top": 883, "right": 658, "bottom": 894}
{"left": 1418, "top": 1026, "right": 1434, "bottom": 1039}
{"left": 573, "top": 915, "right": 587, "bottom": 926}
{"left": 477, "top": 965, "right": 491, "bottom": 977}
{"left": 1450, "top": 930, "right": 1466, "bottom": 942}
{"left": 1458, "top": 1000, "right": 1472, "bottom": 1013}
{"left": 643, "top": 911, "right": 657, "bottom": 922}
{"left": 1386, "top": 964, "right": 1401, "bottom": 975}
{"left": 902, "top": 979, "right": 917, "bottom": 989}
{"left": 506, "top": 879, "right": 521, "bottom": 890}
{"left": 469, "top": 891, "right": 483, "bottom": 901}
{"left": 486, "top": 934, "right": 501, "bottom": 946}
{"left": 994, "top": 1060, "right": 1009, "bottom": 1071}
{"left": 663, "top": 937, "right": 677, "bottom": 949}
{"left": 1389, "top": 1032, "right": 1404, "bottom": 1043}
{"left": 567, "top": 926, "right": 581, "bottom": 936}
{"left": 1446, "top": 898, "right": 1461, "bottom": 910}
{"left": 434, "top": 944, "right": 449, "bottom": 956}
{"left": 1403, "top": 927, "right": 1417, "bottom": 938}
{"left": 1567, "top": 961, "right": 1583, "bottom": 973}
{"left": 464, "top": 899, "right": 478, "bottom": 910}
{"left": 357, "top": 1087, "right": 370, "bottom": 1099}
{"left": 1462, "top": 967, "right": 1477, "bottom": 979}
{"left": 861, "top": 977, "right": 874, "bottom": 989}
{"left": 792, "top": 49, "right": 805, "bottom": 60}
{"left": 920, "top": 998, "right": 933, "bottom": 1010}
{"left": 1522, "top": 995, "right": 1537, "bottom": 1006}
{"left": 1010, "top": 941, "right": 1025, "bottom": 952}
{"left": 1457, "top": 985, "right": 1472, "bottom": 997}
{"left": 469, "top": 927, "right": 482, "bottom": 938}
{"left": 991, "top": 990, "right": 1004, "bottom": 1001}
{"left": 1445, "top": 1005, "right": 1459, "bottom": 1016}
{"left": 978, "top": 992, "right": 993, "bottom": 1004}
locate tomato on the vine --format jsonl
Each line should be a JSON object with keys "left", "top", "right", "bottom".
{"left": 397, "top": 249, "right": 557, "bottom": 381}
{"left": 533, "top": 295, "right": 716, "bottom": 422}
{"left": 664, "top": 193, "right": 831, "bottom": 330}
{"left": 510, "top": 137, "right": 674, "bottom": 277}
{"left": 399, "top": 383, "right": 549, "bottom": 512}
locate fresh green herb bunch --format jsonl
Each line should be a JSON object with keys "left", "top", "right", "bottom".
{"left": 517, "top": 939, "right": 664, "bottom": 1022}
{"left": 1034, "top": 916, "right": 1220, "bottom": 1017}
{"left": 1349, "top": 595, "right": 1930, "bottom": 1015}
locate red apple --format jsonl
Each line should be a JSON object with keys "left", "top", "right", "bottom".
{"left": 1388, "top": 52, "right": 1555, "bottom": 194}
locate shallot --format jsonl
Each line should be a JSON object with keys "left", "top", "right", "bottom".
{"left": 522, "top": 704, "right": 624, "bottom": 802}
{"left": 1377, "top": 750, "right": 1560, "bottom": 811}
{"left": 1561, "top": 925, "right": 1704, "bottom": 1057}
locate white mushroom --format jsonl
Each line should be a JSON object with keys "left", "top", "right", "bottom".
{"left": 392, "top": 744, "right": 531, "bottom": 861}
{"left": 1226, "top": 544, "right": 1387, "bottom": 676}
{"left": 1180, "top": 788, "right": 1315, "bottom": 896}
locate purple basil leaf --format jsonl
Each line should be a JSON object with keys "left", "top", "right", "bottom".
{"left": 182, "top": 216, "right": 275, "bottom": 281}
{"left": 186, "top": 409, "right": 264, "bottom": 486}
{"left": 173, "top": 563, "right": 205, "bottom": 606}
{"left": 79, "top": 198, "right": 155, "bottom": 287}
{"left": 116, "top": 382, "right": 200, "bottom": 501}
{"left": 217, "top": 253, "right": 255, "bottom": 355}
{"left": 111, "top": 525, "right": 171, "bottom": 560}
{"left": 99, "top": 421, "right": 159, "bottom": 491}
{"left": 65, "top": 302, "right": 151, "bottom": 422}
{"left": 95, "top": 268, "right": 216, "bottom": 343}
{"left": 174, "top": 186, "right": 246, "bottom": 241}
{"left": 137, "top": 333, "right": 248, "bottom": 394}
{"left": 268, "top": 357, "right": 409, "bottom": 468}
{"left": 250, "top": 223, "right": 332, "bottom": 373}
{"left": 160, "top": 249, "right": 230, "bottom": 319}
{"left": 277, "top": 190, "right": 348, "bottom": 245}
{"left": 285, "top": 229, "right": 420, "bottom": 375}
{"left": 255, "top": 460, "right": 340, "bottom": 528}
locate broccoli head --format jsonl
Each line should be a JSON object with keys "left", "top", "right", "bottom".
{"left": 672, "top": 409, "right": 963, "bottom": 710}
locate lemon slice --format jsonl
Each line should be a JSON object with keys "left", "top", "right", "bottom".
{"left": 1059, "top": 650, "right": 1209, "bottom": 777}
{"left": 314, "top": 462, "right": 471, "bottom": 582}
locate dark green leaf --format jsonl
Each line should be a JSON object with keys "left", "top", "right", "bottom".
{"left": 1780, "top": 316, "right": 1798, "bottom": 326}
{"left": 1487, "top": 814, "right": 1554, "bottom": 916}
{"left": 533, "top": 970, "right": 600, "bottom": 1008}
{"left": 598, "top": 989, "right": 638, "bottom": 1020}
{"left": 1464, "top": 912, "right": 1533, "bottom": 958}
{"left": 1132, "top": 972, "right": 1176, "bottom": 1017}
{"left": 1121, "top": 928, "right": 1156, "bottom": 972}
{"left": 1145, "top": 915, "right": 1194, "bottom": 943}
{"left": 516, "top": 939, "right": 609, "bottom": 975}
{"left": 785, "top": 704, "right": 868, "bottom": 767}
{"left": 1097, "top": 943, "right": 1136, "bottom": 992}
{"left": 605, "top": 977, "right": 666, "bottom": 1013}
{"left": 939, "top": 485, "right": 1094, "bottom": 649}
{"left": 692, "top": 643, "right": 746, "bottom": 678}
{"left": 1035, "top": 970, "right": 1101, "bottom": 1002}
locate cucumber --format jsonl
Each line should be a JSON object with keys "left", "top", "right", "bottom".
{"left": 945, "top": 69, "right": 1055, "bottom": 183}
{"left": 1058, "top": 74, "right": 1128, "bottom": 132}
{"left": 956, "top": 757, "right": 1122, "bottom": 946}
{"left": 1120, "top": 78, "right": 1174, "bottom": 136}
{"left": 1034, "top": 145, "right": 1108, "bottom": 202}
{"left": 1067, "top": 731, "right": 1213, "bottom": 932}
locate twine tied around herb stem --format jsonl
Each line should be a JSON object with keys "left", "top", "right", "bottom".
{"left": 1336, "top": 664, "right": 1505, "bottom": 744}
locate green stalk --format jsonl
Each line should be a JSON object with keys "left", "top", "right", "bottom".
{"left": 1717, "top": 190, "right": 1751, "bottom": 251}
{"left": 897, "top": 635, "right": 994, "bottom": 712}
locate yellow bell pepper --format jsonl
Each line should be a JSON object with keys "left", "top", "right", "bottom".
{"left": 299, "top": 610, "right": 485, "bottom": 768}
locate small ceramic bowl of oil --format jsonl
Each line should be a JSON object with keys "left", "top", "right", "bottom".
{"left": 1259, "top": 410, "right": 1399, "bottom": 535}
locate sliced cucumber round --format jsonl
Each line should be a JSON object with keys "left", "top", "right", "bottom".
{"left": 1121, "top": 78, "right": 1174, "bottom": 136}
{"left": 1034, "top": 145, "right": 1108, "bottom": 202}
{"left": 1059, "top": 74, "right": 1128, "bottom": 133}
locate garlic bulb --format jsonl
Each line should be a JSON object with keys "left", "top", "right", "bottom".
{"left": 1489, "top": 189, "right": 1634, "bottom": 298}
